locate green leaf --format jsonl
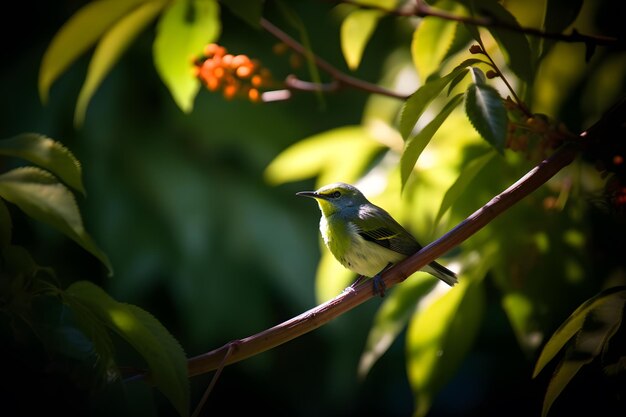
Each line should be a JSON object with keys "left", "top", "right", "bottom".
{"left": 480, "top": 0, "right": 535, "bottom": 83}
{"left": 464, "top": 79, "right": 507, "bottom": 153}
{"left": 65, "top": 281, "right": 189, "bottom": 417}
{"left": 220, "top": 0, "right": 263, "bottom": 28}
{"left": 535, "top": 287, "right": 626, "bottom": 417}
{"left": 399, "top": 58, "right": 483, "bottom": 139}
{"left": 75, "top": 0, "right": 167, "bottom": 126}
{"left": 154, "top": 0, "right": 221, "bottom": 112}
{"left": 358, "top": 274, "right": 437, "bottom": 378}
{"left": 341, "top": 9, "right": 383, "bottom": 70}
{"left": 433, "top": 149, "right": 495, "bottom": 227}
{"left": 264, "top": 126, "right": 384, "bottom": 186}
{"left": 0, "top": 133, "right": 84, "bottom": 194}
{"left": 411, "top": 1, "right": 465, "bottom": 81}
{"left": 533, "top": 287, "right": 626, "bottom": 378}
{"left": 39, "top": 0, "right": 148, "bottom": 103}
{"left": 406, "top": 278, "right": 485, "bottom": 417}
{"left": 0, "top": 167, "right": 113, "bottom": 275}
{"left": 400, "top": 93, "right": 464, "bottom": 190}
{"left": 539, "top": 0, "right": 583, "bottom": 58}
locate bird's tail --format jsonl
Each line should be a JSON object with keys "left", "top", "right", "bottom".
{"left": 424, "top": 261, "right": 458, "bottom": 286}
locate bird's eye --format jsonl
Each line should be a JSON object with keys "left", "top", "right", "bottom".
{"left": 330, "top": 191, "right": 341, "bottom": 198}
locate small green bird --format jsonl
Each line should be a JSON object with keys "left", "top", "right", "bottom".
{"left": 297, "top": 182, "right": 457, "bottom": 296}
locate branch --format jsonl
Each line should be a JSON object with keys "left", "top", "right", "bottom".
{"left": 336, "top": 0, "right": 622, "bottom": 48}
{"left": 259, "top": 18, "right": 408, "bottom": 100}
{"left": 182, "top": 143, "right": 579, "bottom": 377}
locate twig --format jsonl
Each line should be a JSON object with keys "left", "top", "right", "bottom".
{"left": 260, "top": 18, "right": 408, "bottom": 100}
{"left": 335, "top": 0, "right": 621, "bottom": 48}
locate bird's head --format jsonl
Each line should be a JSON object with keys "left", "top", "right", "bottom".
{"left": 296, "top": 182, "right": 368, "bottom": 216}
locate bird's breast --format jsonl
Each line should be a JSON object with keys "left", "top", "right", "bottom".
{"left": 320, "top": 216, "right": 404, "bottom": 277}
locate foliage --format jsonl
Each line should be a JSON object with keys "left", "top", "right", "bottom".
{"left": 3, "top": 0, "right": 626, "bottom": 416}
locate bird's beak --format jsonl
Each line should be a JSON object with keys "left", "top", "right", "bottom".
{"left": 296, "top": 191, "right": 323, "bottom": 199}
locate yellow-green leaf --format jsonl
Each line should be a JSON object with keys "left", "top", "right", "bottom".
{"left": 0, "top": 133, "right": 85, "bottom": 194}
{"left": 400, "top": 93, "right": 463, "bottom": 190}
{"left": 0, "top": 167, "right": 113, "bottom": 275}
{"left": 433, "top": 148, "right": 495, "bottom": 227}
{"left": 358, "top": 274, "right": 437, "bottom": 378}
{"left": 406, "top": 278, "right": 485, "bottom": 417}
{"left": 65, "top": 281, "right": 189, "bottom": 417}
{"left": 75, "top": 0, "right": 167, "bottom": 126}
{"left": 154, "top": 0, "right": 221, "bottom": 112}
{"left": 411, "top": 1, "right": 465, "bottom": 81}
{"left": 264, "top": 126, "right": 384, "bottom": 187}
{"left": 39, "top": 0, "right": 148, "bottom": 103}
{"left": 341, "top": 9, "right": 383, "bottom": 70}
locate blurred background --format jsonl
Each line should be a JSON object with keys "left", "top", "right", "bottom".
{"left": 2, "top": 1, "right": 626, "bottom": 416}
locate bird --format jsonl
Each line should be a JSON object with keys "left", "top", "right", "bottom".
{"left": 297, "top": 182, "right": 457, "bottom": 296}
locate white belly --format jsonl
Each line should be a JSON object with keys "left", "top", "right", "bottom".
{"left": 321, "top": 217, "right": 405, "bottom": 277}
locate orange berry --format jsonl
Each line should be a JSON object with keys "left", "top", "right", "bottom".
{"left": 251, "top": 74, "right": 263, "bottom": 87}
{"left": 206, "top": 76, "right": 220, "bottom": 91}
{"left": 236, "top": 65, "right": 253, "bottom": 78}
{"left": 213, "top": 66, "right": 225, "bottom": 79}
{"left": 248, "top": 88, "right": 260, "bottom": 102}
{"left": 613, "top": 155, "right": 624, "bottom": 165}
{"left": 223, "top": 84, "right": 237, "bottom": 99}
{"left": 204, "top": 43, "right": 219, "bottom": 56}
{"left": 232, "top": 54, "right": 250, "bottom": 68}
{"left": 222, "top": 54, "right": 234, "bottom": 68}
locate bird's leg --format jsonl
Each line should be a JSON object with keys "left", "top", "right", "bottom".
{"left": 372, "top": 263, "right": 393, "bottom": 298}
{"left": 349, "top": 275, "right": 366, "bottom": 289}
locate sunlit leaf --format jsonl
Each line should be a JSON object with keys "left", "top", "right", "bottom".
{"left": 65, "top": 281, "right": 189, "bottom": 417}
{"left": 0, "top": 167, "right": 113, "bottom": 275}
{"left": 411, "top": 1, "right": 465, "bottom": 81}
{"left": 75, "top": 0, "right": 167, "bottom": 126}
{"left": 264, "top": 126, "right": 384, "bottom": 187}
{"left": 400, "top": 93, "right": 463, "bottom": 190}
{"left": 0, "top": 133, "right": 84, "bottom": 194}
{"left": 464, "top": 71, "right": 507, "bottom": 153}
{"left": 220, "top": 0, "right": 263, "bottom": 28}
{"left": 434, "top": 148, "right": 495, "bottom": 226}
{"left": 39, "top": 0, "right": 147, "bottom": 103}
{"left": 154, "top": 0, "right": 221, "bottom": 112}
{"left": 358, "top": 274, "right": 437, "bottom": 378}
{"left": 341, "top": 9, "right": 383, "bottom": 70}
{"left": 399, "top": 58, "right": 483, "bottom": 139}
{"left": 406, "top": 278, "right": 485, "bottom": 417}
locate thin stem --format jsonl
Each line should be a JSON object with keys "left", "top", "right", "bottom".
{"left": 335, "top": 0, "right": 621, "bottom": 48}
{"left": 260, "top": 18, "right": 408, "bottom": 100}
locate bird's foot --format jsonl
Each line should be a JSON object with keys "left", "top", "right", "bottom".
{"left": 372, "top": 274, "right": 386, "bottom": 298}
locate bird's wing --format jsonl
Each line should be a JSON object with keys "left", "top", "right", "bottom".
{"left": 354, "top": 205, "right": 421, "bottom": 256}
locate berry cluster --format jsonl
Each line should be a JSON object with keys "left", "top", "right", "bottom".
{"left": 193, "top": 43, "right": 273, "bottom": 102}
{"left": 504, "top": 98, "right": 567, "bottom": 161}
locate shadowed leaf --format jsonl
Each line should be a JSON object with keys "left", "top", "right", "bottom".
{"left": 0, "top": 167, "right": 112, "bottom": 275}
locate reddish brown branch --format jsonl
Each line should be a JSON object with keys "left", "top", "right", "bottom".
{"left": 259, "top": 18, "right": 408, "bottom": 100}
{"left": 181, "top": 142, "right": 579, "bottom": 377}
